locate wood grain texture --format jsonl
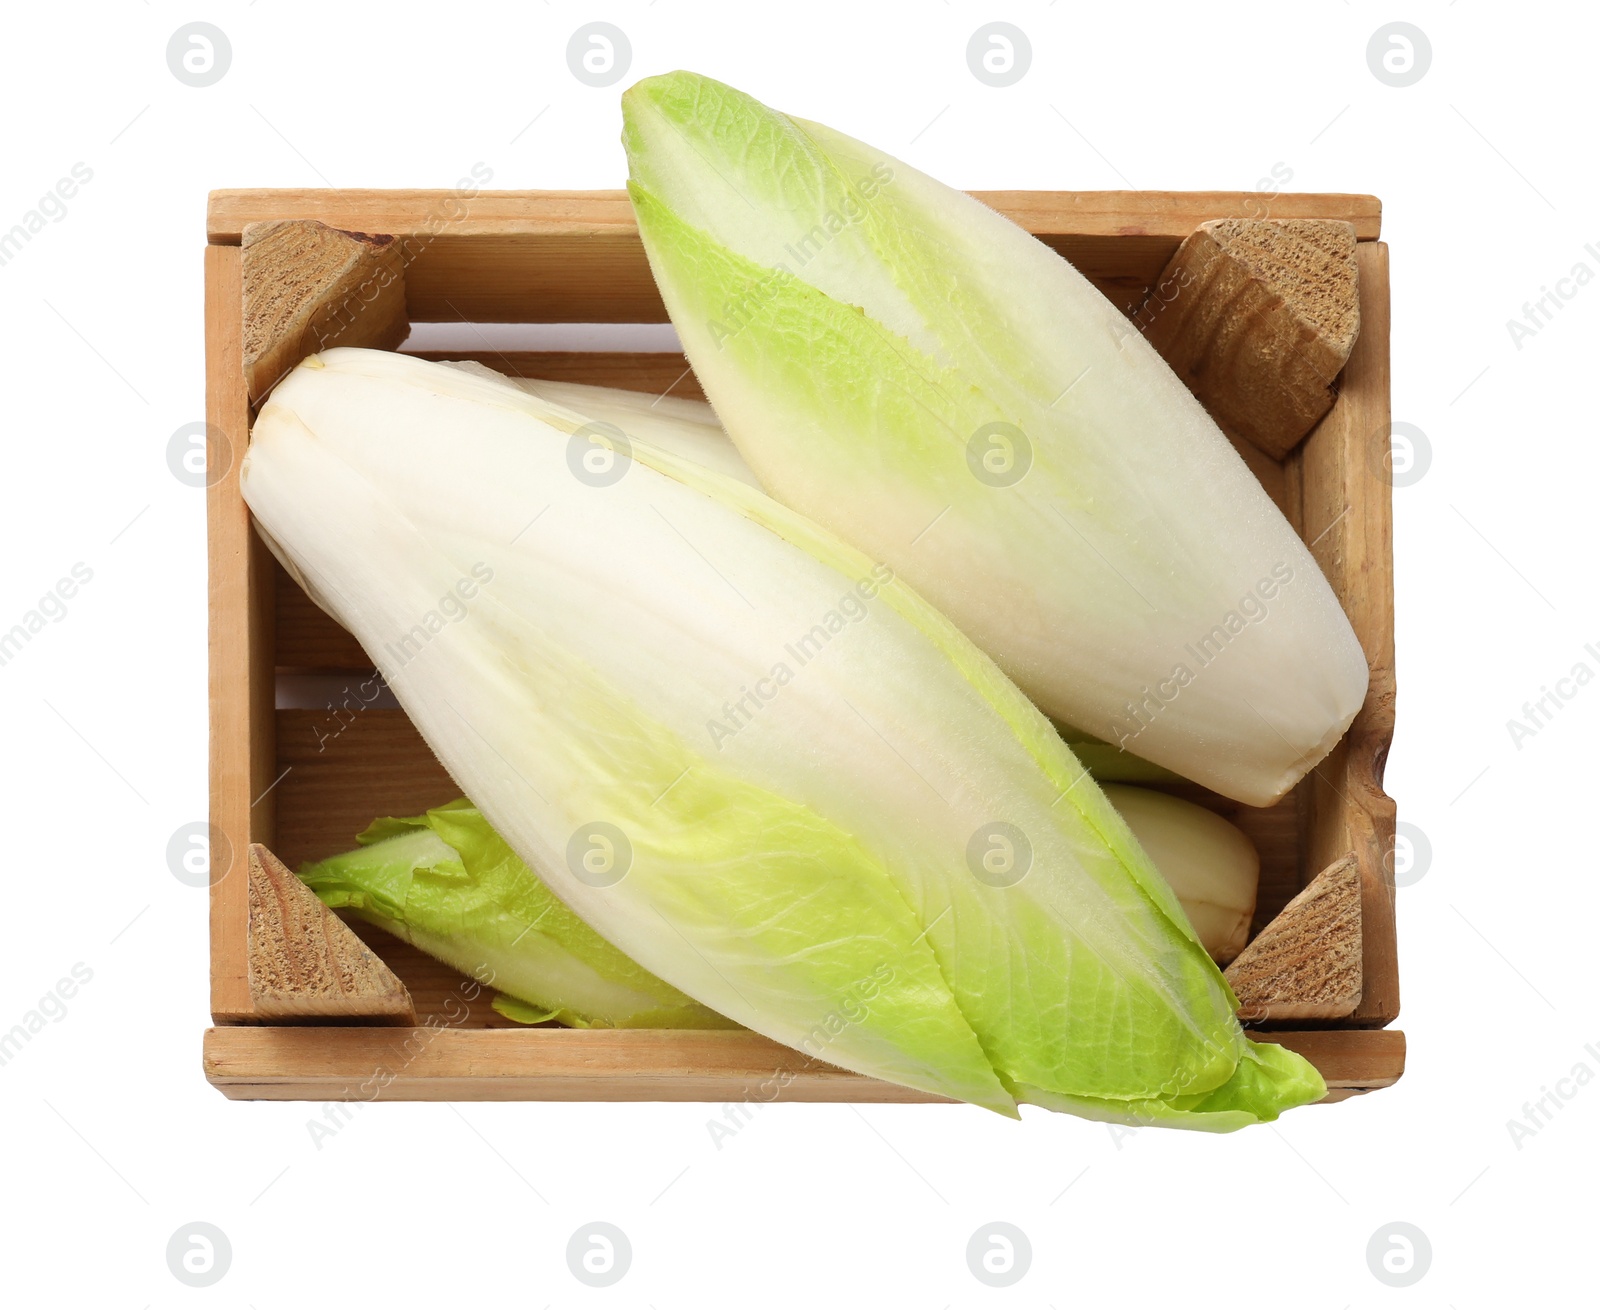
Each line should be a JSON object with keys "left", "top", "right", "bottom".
{"left": 1143, "top": 220, "right": 1360, "bottom": 458}
{"left": 1291, "top": 242, "right": 1398, "bottom": 1026}
{"left": 207, "top": 245, "right": 275, "bottom": 1023}
{"left": 202, "top": 1026, "right": 1402, "bottom": 1102}
{"left": 208, "top": 190, "right": 1380, "bottom": 323}
{"left": 247, "top": 844, "right": 415, "bottom": 1022}
{"left": 208, "top": 188, "right": 1382, "bottom": 243}
{"left": 1226, "top": 853, "right": 1362, "bottom": 1022}
{"left": 273, "top": 708, "right": 458, "bottom": 871}
{"left": 242, "top": 220, "right": 408, "bottom": 401}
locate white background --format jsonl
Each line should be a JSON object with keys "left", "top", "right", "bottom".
{"left": 0, "top": 1, "right": 1590, "bottom": 1304}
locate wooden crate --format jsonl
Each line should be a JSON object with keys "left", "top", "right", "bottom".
{"left": 202, "top": 189, "right": 1404, "bottom": 1103}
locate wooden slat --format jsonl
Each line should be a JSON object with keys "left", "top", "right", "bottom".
{"left": 208, "top": 188, "right": 1381, "bottom": 243}
{"left": 207, "top": 245, "right": 275, "bottom": 1023}
{"left": 409, "top": 349, "right": 707, "bottom": 399}
{"left": 969, "top": 189, "right": 1380, "bottom": 242}
{"left": 273, "top": 708, "right": 458, "bottom": 871}
{"left": 395, "top": 234, "right": 1171, "bottom": 324}
{"left": 1291, "top": 243, "right": 1399, "bottom": 1026}
{"left": 204, "top": 1028, "right": 941, "bottom": 1103}
{"left": 209, "top": 190, "right": 647, "bottom": 241}
{"left": 207, "top": 190, "right": 1380, "bottom": 323}
{"left": 202, "top": 1025, "right": 1402, "bottom": 1102}
{"left": 1261, "top": 1028, "right": 1404, "bottom": 1090}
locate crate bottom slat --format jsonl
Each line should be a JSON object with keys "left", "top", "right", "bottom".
{"left": 203, "top": 1026, "right": 1403, "bottom": 1104}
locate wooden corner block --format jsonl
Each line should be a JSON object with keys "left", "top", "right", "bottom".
{"left": 246, "top": 843, "right": 415, "bottom": 1024}
{"left": 1142, "top": 219, "right": 1359, "bottom": 459}
{"left": 242, "top": 219, "right": 409, "bottom": 403}
{"left": 1225, "top": 852, "right": 1362, "bottom": 1022}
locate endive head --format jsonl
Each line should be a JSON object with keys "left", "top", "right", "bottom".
{"left": 620, "top": 72, "right": 1370, "bottom": 808}
{"left": 244, "top": 348, "right": 1326, "bottom": 1128}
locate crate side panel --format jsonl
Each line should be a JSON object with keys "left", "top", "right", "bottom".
{"left": 203, "top": 1026, "right": 1402, "bottom": 1102}
{"left": 208, "top": 190, "right": 1380, "bottom": 323}
{"left": 273, "top": 708, "right": 458, "bottom": 870}
{"left": 208, "top": 189, "right": 1381, "bottom": 243}
{"left": 1292, "top": 242, "right": 1398, "bottom": 1025}
{"left": 207, "top": 244, "right": 276, "bottom": 1022}
{"left": 209, "top": 246, "right": 278, "bottom": 1017}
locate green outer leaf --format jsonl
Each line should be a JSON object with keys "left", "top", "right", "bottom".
{"left": 1012, "top": 1038, "right": 1328, "bottom": 1131}
{"left": 490, "top": 995, "right": 559, "bottom": 1024}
